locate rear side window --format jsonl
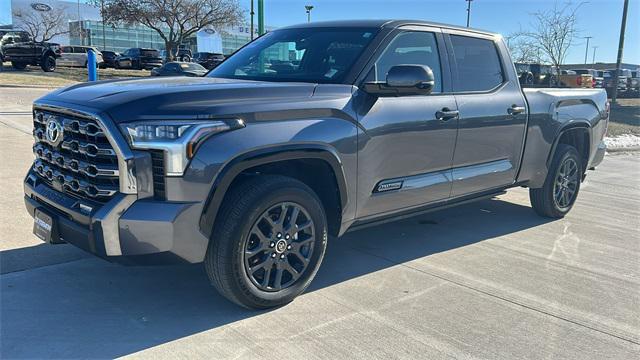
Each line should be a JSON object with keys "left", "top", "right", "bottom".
{"left": 450, "top": 35, "right": 504, "bottom": 92}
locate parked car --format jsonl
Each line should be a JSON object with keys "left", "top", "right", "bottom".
{"left": 25, "top": 20, "right": 608, "bottom": 309}
{"left": 606, "top": 69, "right": 629, "bottom": 92}
{"left": 529, "top": 64, "right": 558, "bottom": 87}
{"left": 193, "top": 52, "right": 225, "bottom": 69}
{"left": 58, "top": 46, "right": 104, "bottom": 68}
{"left": 515, "top": 63, "right": 534, "bottom": 85}
{"left": 0, "top": 32, "right": 30, "bottom": 63}
{"left": 2, "top": 41, "right": 61, "bottom": 72}
{"left": 115, "top": 48, "right": 163, "bottom": 70}
{"left": 160, "top": 48, "right": 193, "bottom": 62}
{"left": 100, "top": 50, "right": 120, "bottom": 68}
{"left": 559, "top": 70, "right": 593, "bottom": 88}
{"left": 572, "top": 69, "right": 603, "bottom": 88}
{"left": 150, "top": 62, "right": 207, "bottom": 76}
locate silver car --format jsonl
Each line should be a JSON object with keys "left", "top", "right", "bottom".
{"left": 58, "top": 46, "right": 104, "bottom": 67}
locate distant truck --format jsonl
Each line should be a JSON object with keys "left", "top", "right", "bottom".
{"left": 25, "top": 20, "right": 609, "bottom": 309}
{"left": 2, "top": 39, "right": 61, "bottom": 72}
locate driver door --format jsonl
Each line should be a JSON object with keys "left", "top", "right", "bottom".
{"left": 355, "top": 28, "right": 458, "bottom": 219}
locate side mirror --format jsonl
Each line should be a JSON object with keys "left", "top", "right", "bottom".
{"left": 363, "top": 65, "right": 435, "bottom": 97}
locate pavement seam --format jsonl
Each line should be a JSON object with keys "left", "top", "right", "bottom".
{"left": 0, "top": 119, "right": 32, "bottom": 135}
{"left": 0, "top": 256, "right": 89, "bottom": 276}
{"left": 346, "top": 244, "right": 640, "bottom": 346}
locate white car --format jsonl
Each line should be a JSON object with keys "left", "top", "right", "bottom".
{"left": 58, "top": 46, "right": 104, "bottom": 68}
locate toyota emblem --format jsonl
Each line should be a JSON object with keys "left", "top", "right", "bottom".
{"left": 45, "top": 118, "right": 63, "bottom": 147}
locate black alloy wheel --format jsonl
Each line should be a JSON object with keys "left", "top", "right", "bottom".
{"left": 244, "top": 202, "right": 315, "bottom": 292}
{"left": 552, "top": 157, "right": 579, "bottom": 211}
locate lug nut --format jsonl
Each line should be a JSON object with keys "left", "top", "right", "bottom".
{"left": 271, "top": 253, "right": 277, "bottom": 258}
{"left": 280, "top": 254, "right": 285, "bottom": 259}
{"left": 270, "top": 242, "right": 275, "bottom": 248}
{"left": 287, "top": 245, "right": 292, "bottom": 250}
{"left": 285, "top": 234, "right": 290, "bottom": 240}
{"left": 276, "top": 233, "right": 282, "bottom": 239}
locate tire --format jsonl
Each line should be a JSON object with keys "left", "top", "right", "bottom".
{"left": 11, "top": 61, "right": 27, "bottom": 70}
{"left": 182, "top": 55, "right": 191, "bottom": 63}
{"left": 530, "top": 144, "right": 582, "bottom": 218}
{"left": 40, "top": 55, "right": 55, "bottom": 72}
{"left": 205, "top": 175, "right": 328, "bottom": 309}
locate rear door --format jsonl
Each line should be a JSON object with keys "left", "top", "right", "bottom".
{"left": 444, "top": 31, "right": 528, "bottom": 197}
{"left": 355, "top": 26, "right": 459, "bottom": 218}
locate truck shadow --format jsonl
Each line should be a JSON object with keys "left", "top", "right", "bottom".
{"left": 0, "top": 196, "right": 553, "bottom": 359}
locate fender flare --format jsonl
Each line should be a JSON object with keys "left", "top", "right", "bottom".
{"left": 546, "top": 121, "right": 592, "bottom": 168}
{"left": 198, "top": 143, "right": 349, "bottom": 238}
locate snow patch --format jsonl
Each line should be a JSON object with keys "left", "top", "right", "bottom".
{"left": 604, "top": 134, "right": 640, "bottom": 149}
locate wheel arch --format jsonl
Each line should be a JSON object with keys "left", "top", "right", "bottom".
{"left": 548, "top": 122, "right": 591, "bottom": 174}
{"left": 199, "top": 144, "right": 349, "bottom": 239}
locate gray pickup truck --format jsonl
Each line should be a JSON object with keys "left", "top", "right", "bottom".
{"left": 24, "top": 20, "right": 608, "bottom": 309}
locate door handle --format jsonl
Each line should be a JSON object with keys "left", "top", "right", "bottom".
{"left": 508, "top": 104, "right": 526, "bottom": 115}
{"left": 435, "top": 108, "right": 459, "bottom": 121}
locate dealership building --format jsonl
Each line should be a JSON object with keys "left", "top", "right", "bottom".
{"left": 7, "top": 0, "right": 269, "bottom": 54}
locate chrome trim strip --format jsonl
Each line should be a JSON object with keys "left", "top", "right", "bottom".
{"left": 452, "top": 159, "right": 513, "bottom": 181}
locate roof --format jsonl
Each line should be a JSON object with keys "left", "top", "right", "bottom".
{"left": 279, "top": 19, "right": 498, "bottom": 37}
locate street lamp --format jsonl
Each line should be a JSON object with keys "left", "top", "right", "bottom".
{"left": 465, "top": 0, "right": 473, "bottom": 28}
{"left": 583, "top": 36, "right": 592, "bottom": 64}
{"left": 305, "top": 5, "right": 314, "bottom": 23}
{"left": 592, "top": 46, "right": 598, "bottom": 64}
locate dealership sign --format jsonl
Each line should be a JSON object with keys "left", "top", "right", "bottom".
{"left": 30, "top": 3, "right": 52, "bottom": 11}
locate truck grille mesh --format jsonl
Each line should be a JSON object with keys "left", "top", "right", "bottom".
{"left": 32, "top": 110, "right": 119, "bottom": 202}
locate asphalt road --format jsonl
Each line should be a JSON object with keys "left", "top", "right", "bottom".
{"left": 1, "top": 87, "right": 639, "bottom": 359}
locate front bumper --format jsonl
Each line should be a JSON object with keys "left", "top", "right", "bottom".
{"left": 24, "top": 170, "right": 210, "bottom": 265}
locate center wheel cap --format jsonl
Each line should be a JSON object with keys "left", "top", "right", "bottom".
{"left": 275, "top": 239, "right": 287, "bottom": 254}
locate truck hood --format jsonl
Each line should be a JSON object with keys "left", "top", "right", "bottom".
{"left": 39, "top": 77, "right": 352, "bottom": 123}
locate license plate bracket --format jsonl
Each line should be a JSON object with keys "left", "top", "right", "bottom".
{"left": 33, "top": 209, "right": 56, "bottom": 243}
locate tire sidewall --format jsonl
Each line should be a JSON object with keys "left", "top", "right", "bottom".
{"left": 547, "top": 146, "right": 581, "bottom": 215}
{"left": 42, "top": 56, "right": 55, "bottom": 72}
{"left": 229, "top": 184, "right": 327, "bottom": 306}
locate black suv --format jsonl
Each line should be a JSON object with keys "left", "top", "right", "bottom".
{"left": 115, "top": 48, "right": 163, "bottom": 70}
{"left": 193, "top": 52, "right": 225, "bottom": 69}
{"left": 100, "top": 50, "right": 119, "bottom": 68}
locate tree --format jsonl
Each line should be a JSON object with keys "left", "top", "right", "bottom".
{"left": 97, "top": 0, "right": 243, "bottom": 61}
{"left": 12, "top": 6, "right": 69, "bottom": 42}
{"left": 516, "top": 1, "right": 584, "bottom": 75}
{"left": 506, "top": 34, "right": 545, "bottom": 64}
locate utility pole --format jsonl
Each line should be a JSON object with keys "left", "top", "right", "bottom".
{"left": 250, "top": 0, "right": 255, "bottom": 40}
{"left": 592, "top": 46, "right": 598, "bottom": 64}
{"left": 583, "top": 36, "right": 592, "bottom": 64}
{"left": 101, "top": 0, "right": 106, "bottom": 50}
{"left": 611, "top": 0, "right": 629, "bottom": 105}
{"left": 258, "top": 0, "right": 264, "bottom": 36}
{"left": 77, "top": 0, "right": 83, "bottom": 45}
{"left": 466, "top": 0, "right": 473, "bottom": 28}
{"left": 305, "top": 5, "right": 314, "bottom": 23}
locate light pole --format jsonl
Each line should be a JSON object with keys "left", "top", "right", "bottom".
{"left": 611, "top": 0, "right": 629, "bottom": 105}
{"left": 77, "top": 0, "right": 83, "bottom": 45}
{"left": 305, "top": 5, "right": 314, "bottom": 23}
{"left": 250, "top": 0, "right": 255, "bottom": 40}
{"left": 465, "top": 0, "right": 473, "bottom": 28}
{"left": 583, "top": 36, "right": 592, "bottom": 64}
{"left": 101, "top": 0, "right": 106, "bottom": 50}
{"left": 591, "top": 46, "right": 598, "bottom": 64}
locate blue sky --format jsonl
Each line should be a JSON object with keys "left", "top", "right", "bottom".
{"left": 1, "top": 0, "right": 638, "bottom": 64}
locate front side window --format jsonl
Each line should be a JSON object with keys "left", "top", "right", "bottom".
{"left": 450, "top": 35, "right": 504, "bottom": 92}
{"left": 208, "top": 27, "right": 378, "bottom": 83}
{"left": 369, "top": 31, "right": 442, "bottom": 93}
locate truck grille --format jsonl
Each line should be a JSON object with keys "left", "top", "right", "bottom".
{"left": 149, "top": 150, "right": 166, "bottom": 200}
{"left": 32, "top": 110, "right": 119, "bottom": 202}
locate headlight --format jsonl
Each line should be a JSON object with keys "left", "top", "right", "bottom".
{"left": 120, "top": 119, "right": 244, "bottom": 176}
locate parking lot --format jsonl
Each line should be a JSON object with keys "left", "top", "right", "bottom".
{"left": 0, "top": 87, "right": 639, "bottom": 359}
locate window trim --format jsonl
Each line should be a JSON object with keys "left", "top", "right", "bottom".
{"left": 354, "top": 26, "right": 452, "bottom": 95}
{"left": 443, "top": 30, "right": 509, "bottom": 95}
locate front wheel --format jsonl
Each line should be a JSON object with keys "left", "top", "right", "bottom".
{"left": 530, "top": 144, "right": 582, "bottom": 218}
{"left": 41, "top": 55, "right": 55, "bottom": 72}
{"left": 205, "top": 175, "right": 328, "bottom": 309}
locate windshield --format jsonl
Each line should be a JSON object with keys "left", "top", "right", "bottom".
{"left": 208, "top": 27, "right": 379, "bottom": 83}
{"left": 180, "top": 63, "right": 206, "bottom": 71}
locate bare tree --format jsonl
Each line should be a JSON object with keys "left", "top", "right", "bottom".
{"left": 96, "top": 0, "right": 243, "bottom": 61}
{"left": 12, "top": 6, "right": 69, "bottom": 42}
{"left": 506, "top": 34, "right": 545, "bottom": 64}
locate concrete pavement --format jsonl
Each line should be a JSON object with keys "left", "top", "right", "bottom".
{"left": 1, "top": 87, "right": 639, "bottom": 359}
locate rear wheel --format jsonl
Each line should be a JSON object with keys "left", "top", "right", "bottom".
{"left": 205, "top": 175, "right": 328, "bottom": 309}
{"left": 11, "top": 61, "right": 27, "bottom": 70}
{"left": 40, "top": 55, "right": 55, "bottom": 72}
{"left": 530, "top": 144, "right": 582, "bottom": 218}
